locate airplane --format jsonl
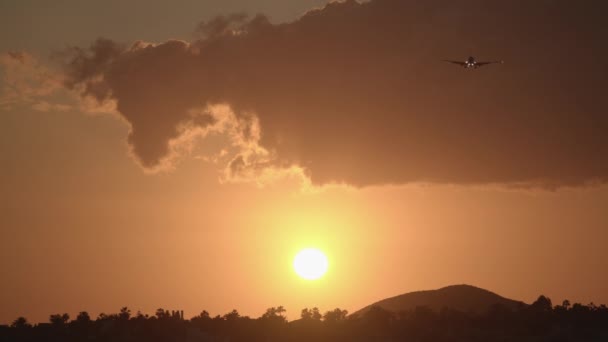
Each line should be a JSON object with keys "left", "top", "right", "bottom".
{"left": 442, "top": 56, "right": 504, "bottom": 69}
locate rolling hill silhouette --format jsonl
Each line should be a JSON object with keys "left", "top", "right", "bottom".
{"left": 354, "top": 284, "right": 526, "bottom": 316}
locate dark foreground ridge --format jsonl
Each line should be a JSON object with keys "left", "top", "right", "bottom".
{"left": 2, "top": 286, "right": 607, "bottom": 342}
{"left": 354, "top": 284, "right": 525, "bottom": 316}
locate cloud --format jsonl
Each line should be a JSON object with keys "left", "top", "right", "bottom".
{"left": 195, "top": 13, "right": 250, "bottom": 39}
{"left": 30, "top": 101, "right": 71, "bottom": 112}
{"left": 60, "top": 0, "right": 608, "bottom": 187}
{"left": 0, "top": 51, "right": 66, "bottom": 111}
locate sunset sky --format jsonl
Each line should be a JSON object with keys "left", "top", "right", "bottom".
{"left": 1, "top": 0, "right": 607, "bottom": 324}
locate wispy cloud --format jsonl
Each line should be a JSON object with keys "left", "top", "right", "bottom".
{"left": 0, "top": 51, "right": 66, "bottom": 111}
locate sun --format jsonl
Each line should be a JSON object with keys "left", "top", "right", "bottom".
{"left": 293, "top": 248, "right": 328, "bottom": 280}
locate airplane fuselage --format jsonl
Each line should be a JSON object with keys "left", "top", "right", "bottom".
{"left": 464, "top": 56, "right": 478, "bottom": 68}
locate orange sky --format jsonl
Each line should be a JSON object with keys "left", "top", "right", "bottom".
{"left": 1, "top": 0, "right": 607, "bottom": 324}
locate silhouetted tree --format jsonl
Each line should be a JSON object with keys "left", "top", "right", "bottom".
{"left": 3, "top": 296, "right": 608, "bottom": 342}
{"left": 554, "top": 299, "right": 571, "bottom": 316}
{"left": 261, "top": 306, "right": 287, "bottom": 322}
{"left": 301, "top": 307, "right": 322, "bottom": 321}
{"left": 49, "top": 313, "right": 70, "bottom": 326}
{"left": 531, "top": 295, "right": 553, "bottom": 313}
{"left": 223, "top": 309, "right": 241, "bottom": 322}
{"left": 75, "top": 311, "right": 91, "bottom": 324}
{"left": 323, "top": 308, "right": 349, "bottom": 324}
{"left": 191, "top": 310, "right": 210, "bottom": 321}
{"left": 134, "top": 310, "right": 148, "bottom": 320}
{"left": 10, "top": 316, "right": 31, "bottom": 329}
{"left": 118, "top": 306, "right": 131, "bottom": 320}
{"left": 155, "top": 308, "right": 170, "bottom": 319}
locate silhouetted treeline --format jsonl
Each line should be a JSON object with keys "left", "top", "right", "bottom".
{"left": 2, "top": 296, "right": 608, "bottom": 342}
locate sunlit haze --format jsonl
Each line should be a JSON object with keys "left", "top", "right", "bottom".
{"left": 1, "top": 0, "right": 607, "bottom": 327}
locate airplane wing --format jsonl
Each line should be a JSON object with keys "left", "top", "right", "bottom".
{"left": 442, "top": 60, "right": 467, "bottom": 66}
{"left": 475, "top": 60, "right": 504, "bottom": 67}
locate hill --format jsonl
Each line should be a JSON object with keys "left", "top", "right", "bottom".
{"left": 354, "top": 284, "right": 526, "bottom": 316}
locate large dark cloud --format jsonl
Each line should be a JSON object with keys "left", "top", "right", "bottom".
{"left": 62, "top": 0, "right": 608, "bottom": 187}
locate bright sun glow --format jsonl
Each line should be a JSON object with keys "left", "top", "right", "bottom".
{"left": 293, "top": 248, "right": 328, "bottom": 280}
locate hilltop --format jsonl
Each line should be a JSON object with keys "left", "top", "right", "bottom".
{"left": 354, "top": 284, "right": 525, "bottom": 316}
